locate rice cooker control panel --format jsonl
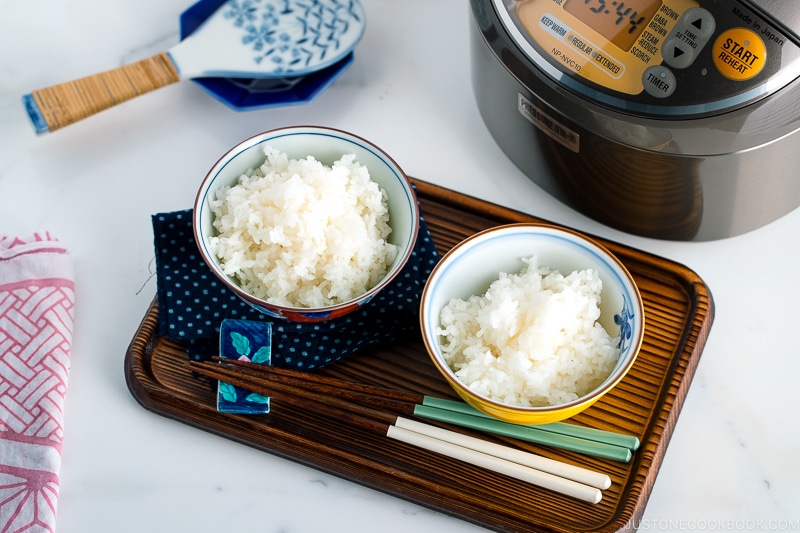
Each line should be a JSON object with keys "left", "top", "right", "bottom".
{"left": 507, "top": 0, "right": 800, "bottom": 116}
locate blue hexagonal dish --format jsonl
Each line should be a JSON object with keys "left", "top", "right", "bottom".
{"left": 179, "top": 0, "right": 364, "bottom": 111}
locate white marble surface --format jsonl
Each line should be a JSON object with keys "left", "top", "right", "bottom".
{"left": 2, "top": 1, "right": 799, "bottom": 532}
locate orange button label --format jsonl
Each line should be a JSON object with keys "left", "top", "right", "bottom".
{"left": 713, "top": 28, "right": 766, "bottom": 80}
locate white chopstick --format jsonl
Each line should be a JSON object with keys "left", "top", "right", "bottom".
{"left": 387, "top": 417, "right": 605, "bottom": 504}
{"left": 395, "top": 417, "right": 611, "bottom": 490}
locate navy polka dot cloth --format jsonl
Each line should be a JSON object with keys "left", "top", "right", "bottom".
{"left": 151, "top": 209, "right": 440, "bottom": 370}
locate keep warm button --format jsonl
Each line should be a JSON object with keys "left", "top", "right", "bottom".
{"left": 713, "top": 28, "right": 766, "bottom": 80}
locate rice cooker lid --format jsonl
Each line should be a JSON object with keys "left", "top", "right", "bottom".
{"left": 493, "top": 0, "right": 800, "bottom": 119}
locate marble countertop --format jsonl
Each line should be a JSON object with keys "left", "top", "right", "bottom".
{"left": 2, "top": 1, "right": 799, "bottom": 531}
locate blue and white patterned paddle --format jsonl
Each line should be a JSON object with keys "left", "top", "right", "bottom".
{"left": 23, "top": 0, "right": 366, "bottom": 134}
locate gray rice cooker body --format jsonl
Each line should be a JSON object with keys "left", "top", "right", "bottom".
{"left": 471, "top": 0, "right": 800, "bottom": 240}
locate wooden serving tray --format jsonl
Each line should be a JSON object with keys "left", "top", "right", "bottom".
{"left": 125, "top": 178, "right": 714, "bottom": 533}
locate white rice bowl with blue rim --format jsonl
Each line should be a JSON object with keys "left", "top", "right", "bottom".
{"left": 207, "top": 145, "right": 398, "bottom": 308}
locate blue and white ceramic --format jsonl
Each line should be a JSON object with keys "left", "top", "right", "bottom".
{"left": 179, "top": 0, "right": 363, "bottom": 110}
{"left": 174, "top": 0, "right": 366, "bottom": 78}
{"left": 186, "top": 55, "right": 353, "bottom": 110}
{"left": 419, "top": 223, "right": 645, "bottom": 424}
{"left": 22, "top": 0, "right": 365, "bottom": 133}
{"left": 193, "top": 126, "right": 420, "bottom": 323}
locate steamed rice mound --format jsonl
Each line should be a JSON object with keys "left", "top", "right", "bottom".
{"left": 208, "top": 146, "right": 398, "bottom": 308}
{"left": 437, "top": 257, "right": 620, "bottom": 407}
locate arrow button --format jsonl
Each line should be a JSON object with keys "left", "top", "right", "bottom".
{"left": 682, "top": 7, "right": 716, "bottom": 38}
{"left": 662, "top": 37, "right": 693, "bottom": 69}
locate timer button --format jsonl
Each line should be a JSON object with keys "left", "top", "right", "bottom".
{"left": 642, "top": 65, "right": 677, "bottom": 98}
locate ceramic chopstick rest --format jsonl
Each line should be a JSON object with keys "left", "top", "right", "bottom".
{"left": 216, "top": 319, "right": 272, "bottom": 414}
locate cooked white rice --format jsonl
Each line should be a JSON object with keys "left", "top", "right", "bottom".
{"left": 436, "top": 256, "right": 619, "bottom": 407}
{"left": 208, "top": 146, "right": 398, "bottom": 308}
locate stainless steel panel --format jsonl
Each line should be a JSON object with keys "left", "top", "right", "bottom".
{"left": 470, "top": 7, "right": 800, "bottom": 240}
{"left": 747, "top": 0, "right": 800, "bottom": 41}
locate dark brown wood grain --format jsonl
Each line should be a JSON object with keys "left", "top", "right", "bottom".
{"left": 188, "top": 359, "right": 423, "bottom": 416}
{"left": 124, "top": 178, "right": 715, "bottom": 533}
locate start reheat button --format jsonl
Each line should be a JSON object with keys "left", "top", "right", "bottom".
{"left": 713, "top": 28, "right": 766, "bottom": 80}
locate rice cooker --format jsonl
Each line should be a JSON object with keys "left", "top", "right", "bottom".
{"left": 470, "top": 0, "right": 800, "bottom": 240}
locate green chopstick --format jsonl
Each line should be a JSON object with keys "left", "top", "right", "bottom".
{"left": 413, "top": 403, "right": 632, "bottom": 463}
{"left": 422, "top": 396, "right": 640, "bottom": 451}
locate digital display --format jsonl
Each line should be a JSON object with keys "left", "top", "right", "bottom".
{"left": 564, "top": 0, "right": 663, "bottom": 52}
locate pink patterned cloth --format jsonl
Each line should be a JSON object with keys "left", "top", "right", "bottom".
{"left": 0, "top": 233, "right": 74, "bottom": 533}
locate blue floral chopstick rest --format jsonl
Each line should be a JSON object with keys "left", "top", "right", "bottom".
{"left": 217, "top": 319, "right": 272, "bottom": 414}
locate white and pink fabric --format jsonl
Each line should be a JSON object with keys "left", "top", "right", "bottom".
{"left": 0, "top": 233, "right": 74, "bottom": 533}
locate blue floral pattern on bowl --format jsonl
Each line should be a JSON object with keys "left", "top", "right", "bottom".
{"left": 614, "top": 294, "right": 637, "bottom": 355}
{"left": 217, "top": 319, "right": 272, "bottom": 414}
